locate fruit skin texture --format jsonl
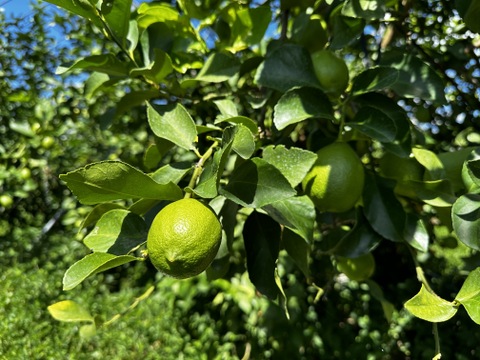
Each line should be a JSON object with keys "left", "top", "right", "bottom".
{"left": 336, "top": 253, "right": 375, "bottom": 282}
{"left": 147, "top": 198, "right": 222, "bottom": 279}
{"left": 302, "top": 142, "right": 364, "bottom": 213}
{"left": 311, "top": 50, "right": 349, "bottom": 96}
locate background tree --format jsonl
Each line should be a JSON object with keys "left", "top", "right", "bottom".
{"left": 3, "top": 0, "right": 480, "bottom": 359}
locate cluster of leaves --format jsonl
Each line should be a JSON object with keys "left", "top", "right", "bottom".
{"left": 26, "top": 0, "right": 480, "bottom": 357}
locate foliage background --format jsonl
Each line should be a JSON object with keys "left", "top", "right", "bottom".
{"left": 2, "top": 1, "right": 480, "bottom": 359}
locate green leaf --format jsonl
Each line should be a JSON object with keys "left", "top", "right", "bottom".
{"left": 452, "top": 193, "right": 480, "bottom": 250}
{"left": 147, "top": 102, "right": 197, "bottom": 150}
{"left": 273, "top": 87, "right": 334, "bottom": 130}
{"left": 232, "top": 124, "right": 256, "bottom": 159}
{"left": 136, "top": 2, "right": 179, "bottom": 30}
{"left": 43, "top": 0, "right": 103, "bottom": 27}
{"left": 114, "top": 90, "right": 159, "bottom": 119}
{"left": 263, "top": 195, "right": 316, "bottom": 243}
{"left": 214, "top": 99, "right": 238, "bottom": 117}
{"left": 351, "top": 67, "right": 400, "bottom": 95}
{"left": 101, "top": 0, "right": 132, "bottom": 47}
{"left": 84, "top": 72, "right": 111, "bottom": 99}
{"left": 333, "top": 211, "right": 382, "bottom": 257}
{"left": 214, "top": 116, "right": 258, "bottom": 134}
{"left": 220, "top": 158, "right": 296, "bottom": 208}
{"left": 56, "top": 54, "right": 131, "bottom": 77}
{"left": 460, "top": 0, "right": 480, "bottom": 33}
{"left": 380, "top": 50, "right": 446, "bottom": 104}
{"left": 130, "top": 48, "right": 173, "bottom": 83}
{"left": 48, "top": 300, "right": 94, "bottom": 322}
{"left": 243, "top": 211, "right": 281, "bottom": 299}
{"left": 455, "top": 267, "right": 480, "bottom": 324}
{"left": 255, "top": 44, "right": 321, "bottom": 92}
{"left": 194, "top": 52, "right": 240, "bottom": 83}
{"left": 404, "top": 213, "right": 429, "bottom": 252}
{"left": 63, "top": 253, "right": 140, "bottom": 290}
{"left": 413, "top": 147, "right": 446, "bottom": 180}
{"left": 262, "top": 145, "right": 317, "bottom": 188}
{"left": 81, "top": 203, "right": 126, "bottom": 230}
{"left": 342, "top": 0, "right": 390, "bottom": 20}
{"left": 228, "top": 6, "right": 271, "bottom": 50}
{"left": 79, "top": 323, "right": 97, "bottom": 339}
{"left": 151, "top": 162, "right": 191, "bottom": 185}
{"left": 282, "top": 228, "right": 310, "bottom": 278}
{"left": 330, "top": 12, "right": 365, "bottom": 50}
{"left": 350, "top": 93, "right": 410, "bottom": 148}
{"left": 60, "top": 160, "right": 183, "bottom": 205}
{"left": 401, "top": 179, "right": 456, "bottom": 207}
{"left": 404, "top": 284, "right": 458, "bottom": 322}
{"left": 467, "top": 158, "right": 480, "bottom": 186}
{"left": 9, "top": 120, "right": 35, "bottom": 137}
{"left": 83, "top": 209, "right": 147, "bottom": 255}
{"left": 363, "top": 172, "right": 406, "bottom": 242}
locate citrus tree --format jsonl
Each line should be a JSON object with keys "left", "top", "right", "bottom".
{"left": 36, "top": 0, "right": 480, "bottom": 358}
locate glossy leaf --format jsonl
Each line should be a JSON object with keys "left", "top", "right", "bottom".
{"left": 363, "top": 172, "right": 406, "bottom": 242}
{"left": 452, "top": 193, "right": 480, "bottom": 250}
{"left": 232, "top": 124, "right": 256, "bottom": 159}
{"left": 214, "top": 115, "right": 258, "bottom": 134}
{"left": 136, "top": 2, "right": 179, "bottom": 30}
{"left": 351, "top": 67, "right": 399, "bottom": 95}
{"left": 101, "top": 0, "right": 132, "bottom": 47}
{"left": 404, "top": 213, "right": 429, "bottom": 252}
{"left": 273, "top": 87, "right": 334, "bottom": 130}
{"left": 227, "top": 6, "right": 271, "bottom": 50}
{"left": 380, "top": 50, "right": 446, "bottom": 104}
{"left": 330, "top": 12, "right": 364, "bottom": 50}
{"left": 63, "top": 253, "right": 140, "bottom": 290}
{"left": 263, "top": 195, "right": 316, "bottom": 243}
{"left": 342, "top": 0, "right": 390, "bottom": 20}
{"left": 333, "top": 211, "right": 382, "bottom": 257}
{"left": 460, "top": 0, "right": 480, "bottom": 33}
{"left": 83, "top": 209, "right": 148, "bottom": 255}
{"left": 195, "top": 52, "right": 240, "bottom": 83}
{"left": 57, "top": 54, "right": 131, "bottom": 77}
{"left": 60, "top": 161, "right": 183, "bottom": 205}
{"left": 255, "top": 44, "right": 321, "bottom": 92}
{"left": 455, "top": 267, "right": 480, "bottom": 324}
{"left": 282, "top": 228, "right": 310, "bottom": 278}
{"left": 467, "top": 158, "right": 480, "bottom": 186}
{"left": 114, "top": 89, "right": 159, "bottom": 119}
{"left": 243, "top": 211, "right": 281, "bottom": 299}
{"left": 48, "top": 300, "right": 94, "bottom": 323}
{"left": 413, "top": 147, "right": 446, "bottom": 181}
{"left": 220, "top": 158, "right": 296, "bottom": 208}
{"left": 262, "top": 145, "right": 317, "bottom": 188}
{"left": 404, "top": 284, "right": 457, "bottom": 322}
{"left": 147, "top": 102, "right": 197, "bottom": 150}
{"left": 151, "top": 162, "right": 191, "bottom": 185}
{"left": 43, "top": 0, "right": 103, "bottom": 27}
{"left": 401, "top": 179, "right": 456, "bottom": 207}
{"left": 130, "top": 48, "right": 173, "bottom": 83}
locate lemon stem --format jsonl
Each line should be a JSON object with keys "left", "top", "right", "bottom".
{"left": 184, "top": 140, "right": 219, "bottom": 199}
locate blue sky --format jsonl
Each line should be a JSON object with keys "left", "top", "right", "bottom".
{"left": 1, "top": 0, "right": 38, "bottom": 17}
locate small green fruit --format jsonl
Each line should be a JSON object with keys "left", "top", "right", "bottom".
{"left": 41, "top": 136, "right": 55, "bottom": 149}
{"left": 0, "top": 194, "right": 14, "bottom": 208}
{"left": 336, "top": 253, "right": 375, "bottom": 281}
{"left": 311, "top": 50, "right": 349, "bottom": 96}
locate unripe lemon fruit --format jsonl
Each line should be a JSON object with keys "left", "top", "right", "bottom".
{"left": 147, "top": 198, "right": 222, "bottom": 279}
{"left": 302, "top": 142, "right": 364, "bottom": 213}
{"left": 336, "top": 253, "right": 375, "bottom": 282}
{"left": 311, "top": 50, "right": 349, "bottom": 96}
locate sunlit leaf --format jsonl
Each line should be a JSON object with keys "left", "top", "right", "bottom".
{"left": 455, "top": 267, "right": 480, "bottom": 324}
{"left": 101, "top": 0, "right": 132, "bottom": 47}
{"left": 452, "top": 193, "right": 480, "bottom": 250}
{"left": 63, "top": 253, "right": 141, "bottom": 290}
{"left": 147, "top": 102, "right": 197, "bottom": 150}
{"left": 83, "top": 209, "right": 147, "bottom": 255}
{"left": 220, "top": 158, "right": 296, "bottom": 208}
{"left": 404, "top": 284, "right": 457, "bottom": 322}
{"left": 263, "top": 145, "right": 317, "bottom": 188}
{"left": 48, "top": 300, "right": 94, "bottom": 322}
{"left": 273, "top": 87, "right": 334, "bottom": 130}
{"left": 351, "top": 67, "right": 399, "bottom": 95}
{"left": 56, "top": 54, "right": 131, "bottom": 76}
{"left": 60, "top": 161, "right": 183, "bottom": 205}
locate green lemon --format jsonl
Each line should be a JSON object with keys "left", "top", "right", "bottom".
{"left": 41, "top": 136, "right": 55, "bottom": 149}
{"left": 302, "top": 142, "right": 364, "bottom": 213}
{"left": 336, "top": 253, "right": 375, "bottom": 281}
{"left": 20, "top": 168, "right": 32, "bottom": 180}
{"left": 311, "top": 50, "right": 349, "bottom": 96}
{"left": 0, "top": 194, "right": 14, "bottom": 208}
{"left": 147, "top": 198, "right": 222, "bottom": 279}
